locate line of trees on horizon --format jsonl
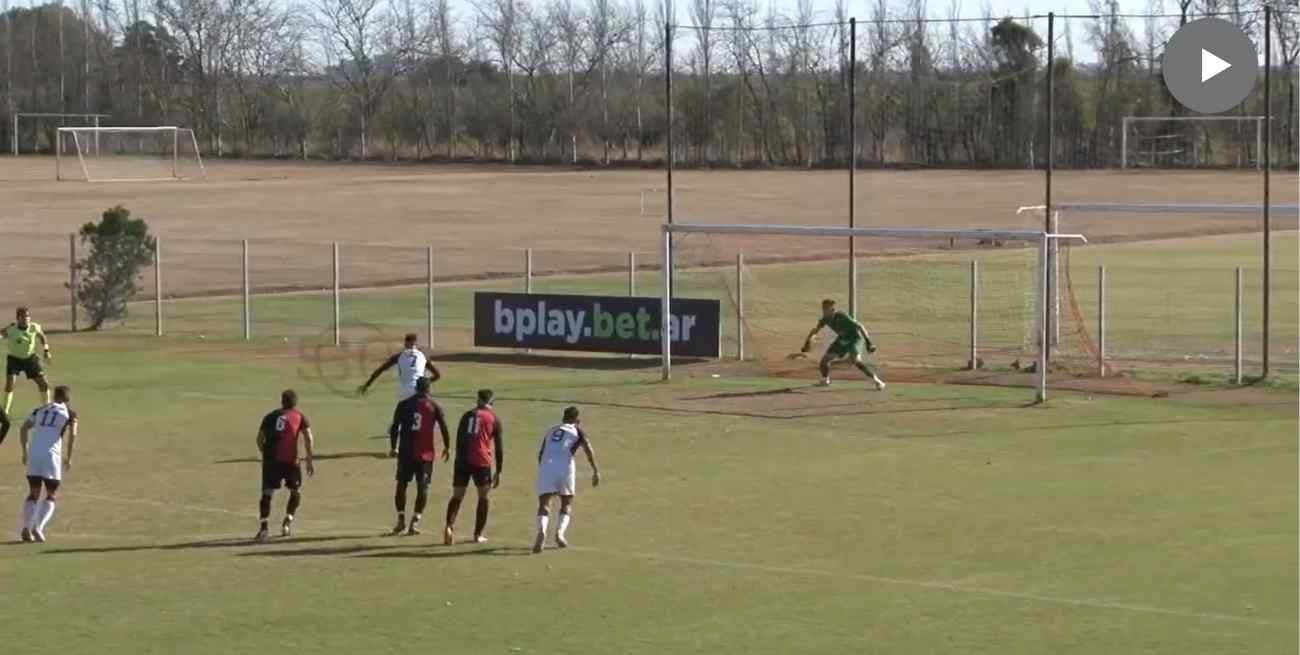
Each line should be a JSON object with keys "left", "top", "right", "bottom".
{"left": 1, "top": 0, "right": 1297, "bottom": 168}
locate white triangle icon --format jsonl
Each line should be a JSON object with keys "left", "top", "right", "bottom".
{"left": 1202, "top": 48, "right": 1232, "bottom": 82}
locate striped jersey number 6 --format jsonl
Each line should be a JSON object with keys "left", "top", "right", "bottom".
{"left": 275, "top": 415, "right": 288, "bottom": 432}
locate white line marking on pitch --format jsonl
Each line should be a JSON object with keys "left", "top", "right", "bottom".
{"left": 8, "top": 485, "right": 1288, "bottom": 628}
{"left": 571, "top": 547, "right": 1289, "bottom": 628}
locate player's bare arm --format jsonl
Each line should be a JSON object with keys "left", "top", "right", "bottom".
{"left": 856, "top": 322, "right": 877, "bottom": 352}
{"left": 18, "top": 415, "right": 32, "bottom": 464}
{"left": 256, "top": 428, "right": 267, "bottom": 457}
{"left": 579, "top": 435, "right": 600, "bottom": 487}
{"left": 425, "top": 361, "right": 442, "bottom": 383}
{"left": 358, "top": 354, "right": 400, "bottom": 395}
{"left": 801, "top": 323, "right": 823, "bottom": 352}
{"left": 436, "top": 410, "right": 451, "bottom": 462}
{"left": 63, "top": 415, "right": 78, "bottom": 470}
{"left": 301, "top": 427, "right": 316, "bottom": 477}
{"left": 388, "top": 402, "right": 404, "bottom": 457}
{"left": 38, "top": 329, "right": 51, "bottom": 360}
{"left": 492, "top": 422, "right": 504, "bottom": 488}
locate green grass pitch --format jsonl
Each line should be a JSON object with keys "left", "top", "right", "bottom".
{"left": 0, "top": 331, "right": 1294, "bottom": 653}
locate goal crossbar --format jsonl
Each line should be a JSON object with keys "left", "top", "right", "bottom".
{"left": 12, "top": 113, "right": 110, "bottom": 155}
{"left": 1051, "top": 202, "right": 1299, "bottom": 215}
{"left": 658, "top": 222, "right": 1087, "bottom": 402}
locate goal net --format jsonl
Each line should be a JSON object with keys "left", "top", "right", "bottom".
{"left": 56, "top": 127, "right": 206, "bottom": 182}
{"left": 1122, "top": 117, "right": 1264, "bottom": 169}
{"left": 661, "top": 224, "right": 1087, "bottom": 401}
{"left": 12, "top": 113, "right": 109, "bottom": 155}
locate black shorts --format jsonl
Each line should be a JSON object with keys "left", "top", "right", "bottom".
{"left": 7, "top": 355, "right": 44, "bottom": 380}
{"left": 453, "top": 463, "right": 493, "bottom": 488}
{"left": 396, "top": 459, "right": 434, "bottom": 485}
{"left": 25, "top": 475, "right": 59, "bottom": 492}
{"left": 262, "top": 461, "right": 302, "bottom": 491}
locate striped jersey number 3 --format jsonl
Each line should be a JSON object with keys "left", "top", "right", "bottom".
{"left": 411, "top": 413, "right": 423, "bottom": 431}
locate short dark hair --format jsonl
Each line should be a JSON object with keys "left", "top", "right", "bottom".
{"left": 15, "top": 306, "right": 29, "bottom": 317}
{"left": 52, "top": 385, "right": 70, "bottom": 403}
{"left": 562, "top": 406, "right": 580, "bottom": 423}
{"left": 476, "top": 389, "right": 494, "bottom": 406}
{"left": 416, "top": 377, "right": 431, "bottom": 394}
{"left": 281, "top": 389, "right": 298, "bottom": 409}
{"left": 821, "top": 298, "right": 836, "bottom": 308}
{"left": 404, "top": 333, "right": 418, "bottom": 345}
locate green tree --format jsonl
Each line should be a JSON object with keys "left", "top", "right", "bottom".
{"left": 73, "top": 206, "right": 157, "bottom": 331}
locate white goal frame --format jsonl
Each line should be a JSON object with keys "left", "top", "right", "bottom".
{"left": 56, "top": 126, "right": 206, "bottom": 182}
{"left": 12, "top": 112, "right": 110, "bottom": 156}
{"left": 659, "top": 223, "right": 1087, "bottom": 401}
{"left": 1121, "top": 116, "right": 1264, "bottom": 169}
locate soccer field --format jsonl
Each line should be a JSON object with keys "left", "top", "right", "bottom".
{"left": 0, "top": 335, "right": 1294, "bottom": 654}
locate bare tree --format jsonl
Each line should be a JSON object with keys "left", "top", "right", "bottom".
{"left": 312, "top": 0, "right": 401, "bottom": 159}
{"left": 476, "top": 0, "right": 518, "bottom": 160}
{"left": 690, "top": 0, "right": 714, "bottom": 160}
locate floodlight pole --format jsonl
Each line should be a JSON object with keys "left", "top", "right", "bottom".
{"left": 1262, "top": 4, "right": 1272, "bottom": 378}
{"left": 1044, "top": 12, "right": 1056, "bottom": 361}
{"left": 665, "top": 21, "right": 675, "bottom": 301}
{"left": 848, "top": 17, "right": 857, "bottom": 318}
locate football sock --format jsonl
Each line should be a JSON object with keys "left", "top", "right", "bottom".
{"left": 557, "top": 512, "right": 571, "bottom": 540}
{"left": 444, "top": 496, "right": 463, "bottom": 528}
{"left": 536, "top": 513, "right": 549, "bottom": 536}
{"left": 819, "top": 361, "right": 831, "bottom": 378}
{"left": 473, "top": 498, "right": 489, "bottom": 537}
{"left": 35, "top": 499, "right": 55, "bottom": 532}
{"left": 854, "top": 361, "right": 875, "bottom": 377}
{"left": 0, "top": 410, "right": 9, "bottom": 445}
{"left": 413, "top": 485, "right": 429, "bottom": 515}
{"left": 22, "top": 497, "right": 37, "bottom": 529}
{"left": 394, "top": 485, "right": 407, "bottom": 513}
{"left": 286, "top": 491, "right": 301, "bottom": 517}
{"left": 258, "top": 495, "right": 272, "bottom": 523}
{"left": 3, "top": 392, "right": 12, "bottom": 414}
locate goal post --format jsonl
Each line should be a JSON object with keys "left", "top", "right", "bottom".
{"left": 1122, "top": 116, "right": 1264, "bottom": 169}
{"left": 12, "top": 112, "right": 110, "bottom": 155}
{"left": 55, "top": 126, "right": 206, "bottom": 182}
{"left": 659, "top": 223, "right": 1087, "bottom": 401}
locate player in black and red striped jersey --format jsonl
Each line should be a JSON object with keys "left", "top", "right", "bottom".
{"left": 255, "top": 390, "right": 316, "bottom": 543}
{"left": 443, "top": 389, "right": 503, "bottom": 545}
{"left": 388, "top": 377, "right": 450, "bottom": 536}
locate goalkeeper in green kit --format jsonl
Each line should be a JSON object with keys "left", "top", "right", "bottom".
{"left": 801, "top": 299, "right": 886, "bottom": 391}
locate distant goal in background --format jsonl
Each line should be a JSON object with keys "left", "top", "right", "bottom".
{"left": 1122, "top": 116, "right": 1264, "bottom": 169}
{"left": 56, "top": 126, "right": 206, "bottom": 182}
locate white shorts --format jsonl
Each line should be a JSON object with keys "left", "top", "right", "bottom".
{"left": 27, "top": 452, "right": 61, "bottom": 481}
{"left": 536, "top": 464, "right": 576, "bottom": 497}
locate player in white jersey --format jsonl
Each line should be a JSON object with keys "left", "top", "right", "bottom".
{"left": 359, "top": 333, "right": 441, "bottom": 452}
{"left": 17, "top": 385, "right": 78, "bottom": 543}
{"left": 532, "top": 406, "right": 600, "bottom": 554}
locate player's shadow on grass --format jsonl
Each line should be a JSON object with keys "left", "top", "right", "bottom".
{"left": 214, "top": 451, "right": 389, "bottom": 464}
{"left": 41, "top": 534, "right": 373, "bottom": 555}
{"left": 355, "top": 545, "right": 532, "bottom": 559}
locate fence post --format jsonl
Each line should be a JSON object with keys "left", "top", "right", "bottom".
{"left": 737, "top": 252, "right": 744, "bottom": 361}
{"left": 525, "top": 248, "right": 533, "bottom": 293}
{"left": 154, "top": 237, "right": 162, "bottom": 336}
{"left": 1098, "top": 266, "right": 1106, "bottom": 377}
{"left": 969, "top": 260, "right": 978, "bottom": 370}
{"left": 68, "top": 234, "right": 77, "bottom": 332}
{"left": 1234, "top": 266, "right": 1243, "bottom": 385}
{"left": 628, "top": 251, "right": 636, "bottom": 296}
{"left": 242, "top": 240, "right": 250, "bottom": 341}
{"left": 427, "top": 246, "right": 435, "bottom": 351}
{"left": 332, "top": 242, "right": 340, "bottom": 347}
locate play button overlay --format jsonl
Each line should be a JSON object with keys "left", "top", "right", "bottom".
{"left": 1163, "top": 17, "right": 1258, "bottom": 114}
{"left": 1201, "top": 49, "right": 1231, "bottom": 82}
